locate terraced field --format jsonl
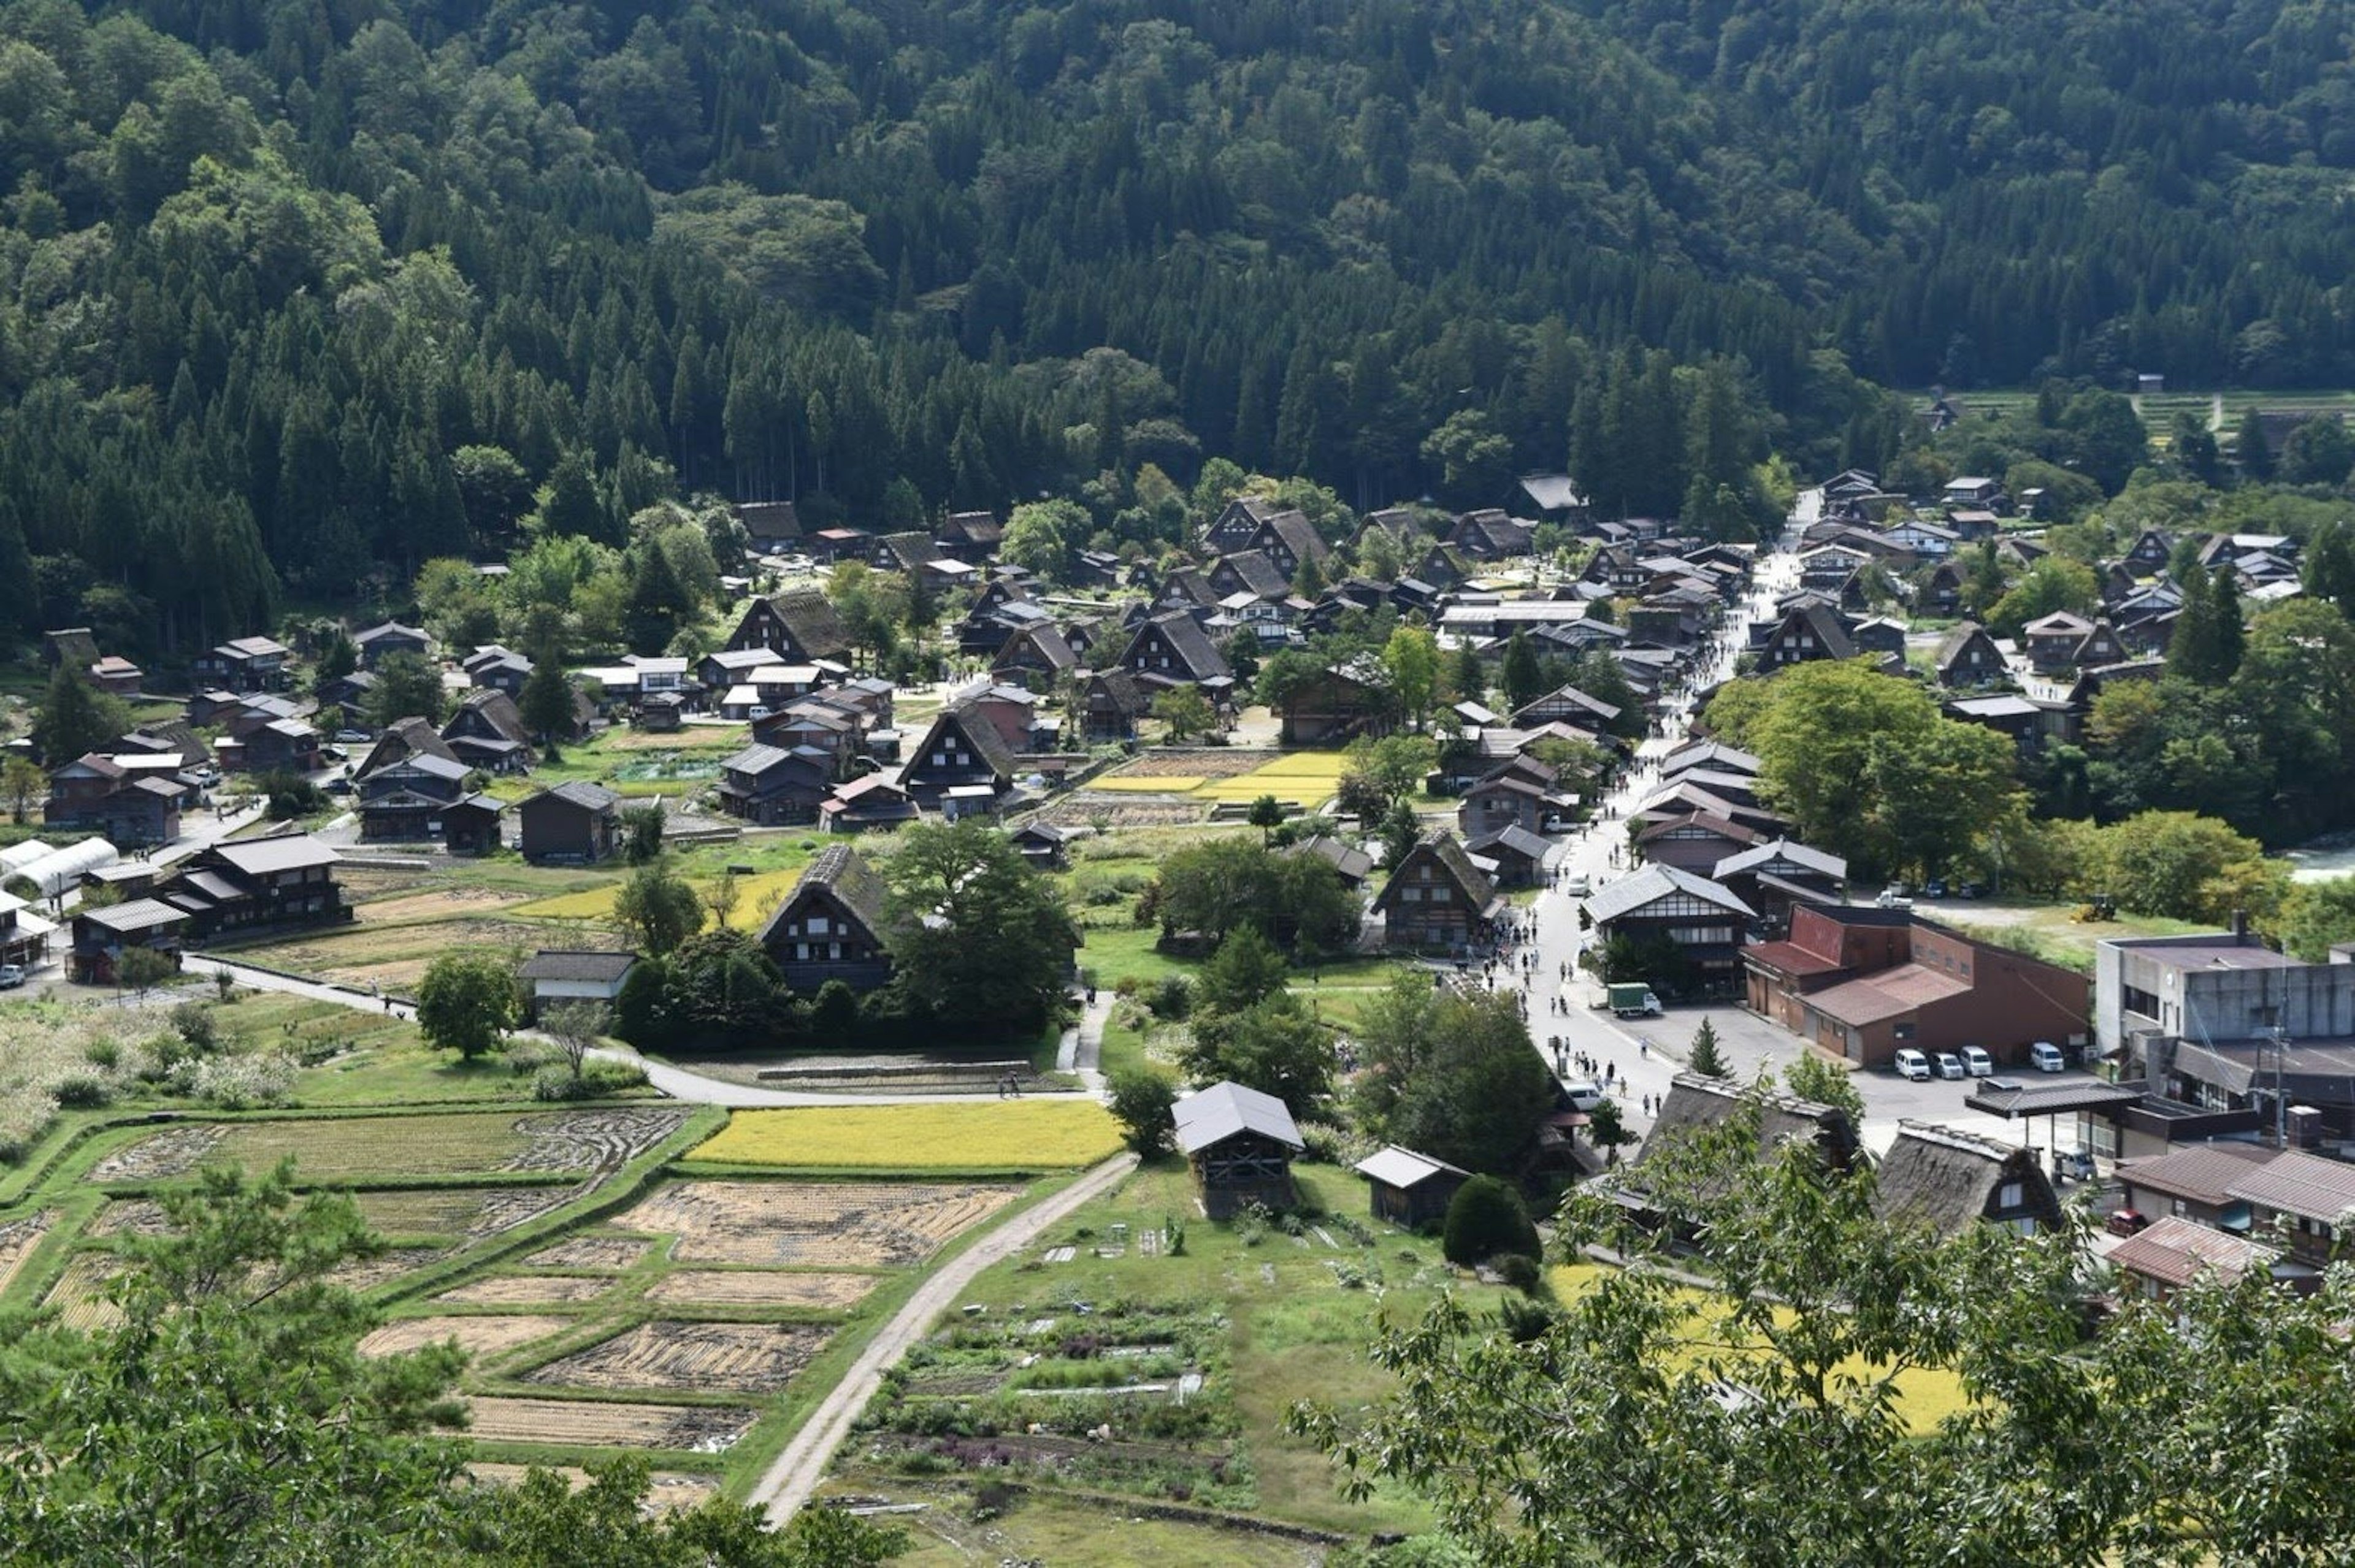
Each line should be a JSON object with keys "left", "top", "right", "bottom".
{"left": 462, "top": 1396, "right": 757, "bottom": 1452}
{"left": 360, "top": 1315, "right": 572, "bottom": 1361}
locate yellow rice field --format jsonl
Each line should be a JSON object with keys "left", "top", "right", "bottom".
{"left": 1548, "top": 1264, "right": 1971, "bottom": 1434}
{"left": 513, "top": 865, "right": 803, "bottom": 928}
{"left": 1091, "top": 751, "right": 1350, "bottom": 805}
{"left": 691, "top": 1101, "right": 1124, "bottom": 1172}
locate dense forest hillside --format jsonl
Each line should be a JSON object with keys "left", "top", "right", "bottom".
{"left": 2, "top": 0, "right": 2352, "bottom": 655}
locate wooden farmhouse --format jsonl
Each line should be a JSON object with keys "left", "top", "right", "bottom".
{"left": 1173, "top": 1081, "right": 1304, "bottom": 1218}
{"left": 757, "top": 844, "right": 897, "bottom": 995}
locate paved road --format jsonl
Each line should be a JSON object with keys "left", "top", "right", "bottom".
{"left": 753, "top": 1152, "right": 1143, "bottom": 1524}
{"left": 180, "top": 955, "right": 1105, "bottom": 1107}
{"left": 1487, "top": 525, "right": 2053, "bottom": 1156}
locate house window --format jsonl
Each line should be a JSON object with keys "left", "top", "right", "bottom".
{"left": 809, "top": 916, "right": 829, "bottom": 935}
{"left": 1999, "top": 1182, "right": 2023, "bottom": 1210}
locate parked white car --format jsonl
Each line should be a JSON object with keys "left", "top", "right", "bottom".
{"left": 1934, "top": 1052, "right": 1967, "bottom": 1080}
{"left": 0, "top": 964, "right": 24, "bottom": 989}
{"left": 1563, "top": 1080, "right": 1606, "bottom": 1112}
{"left": 1961, "top": 1046, "right": 1994, "bottom": 1077}
{"left": 1894, "top": 1048, "right": 1931, "bottom": 1082}
{"left": 2029, "top": 1041, "right": 2066, "bottom": 1073}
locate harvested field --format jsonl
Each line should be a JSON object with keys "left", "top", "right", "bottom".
{"left": 210, "top": 1112, "right": 531, "bottom": 1180}
{"left": 1036, "top": 795, "right": 1205, "bottom": 830}
{"left": 507, "top": 1107, "right": 689, "bottom": 1172}
{"left": 90, "top": 1200, "right": 171, "bottom": 1237}
{"left": 437, "top": 1274, "right": 613, "bottom": 1307}
{"left": 462, "top": 1396, "right": 757, "bottom": 1453}
{"left": 692, "top": 1101, "right": 1121, "bottom": 1171}
{"left": 42, "top": 1252, "right": 123, "bottom": 1331}
{"left": 1110, "top": 751, "right": 1275, "bottom": 781}
{"left": 646, "top": 1270, "right": 878, "bottom": 1310}
{"left": 360, "top": 1315, "right": 572, "bottom": 1361}
{"left": 327, "top": 1245, "right": 445, "bottom": 1292}
{"left": 622, "top": 1180, "right": 1020, "bottom": 1268}
{"left": 0, "top": 1210, "right": 56, "bottom": 1296}
{"left": 356, "top": 888, "right": 530, "bottom": 925}
{"left": 251, "top": 920, "right": 557, "bottom": 984}
{"left": 91, "top": 1123, "right": 226, "bottom": 1182}
{"left": 466, "top": 1463, "right": 719, "bottom": 1514}
{"left": 525, "top": 1320, "right": 832, "bottom": 1394}
{"left": 526, "top": 1235, "right": 652, "bottom": 1271}
{"left": 356, "top": 1187, "right": 576, "bottom": 1238}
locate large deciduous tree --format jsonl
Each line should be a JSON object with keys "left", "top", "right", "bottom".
{"left": 415, "top": 950, "right": 518, "bottom": 1059}
{"left": 881, "top": 820, "right": 1074, "bottom": 1038}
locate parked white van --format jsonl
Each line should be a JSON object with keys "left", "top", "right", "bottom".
{"left": 1894, "top": 1048, "right": 1931, "bottom": 1082}
{"left": 1961, "top": 1046, "right": 1994, "bottom": 1077}
{"left": 2029, "top": 1041, "right": 2066, "bottom": 1073}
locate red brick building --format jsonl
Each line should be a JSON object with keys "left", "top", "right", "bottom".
{"left": 1744, "top": 904, "right": 2088, "bottom": 1069}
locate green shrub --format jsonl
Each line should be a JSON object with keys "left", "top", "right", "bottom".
{"left": 1106, "top": 1067, "right": 1178, "bottom": 1156}
{"left": 1442, "top": 1176, "right": 1540, "bottom": 1269}
{"left": 52, "top": 1073, "right": 113, "bottom": 1109}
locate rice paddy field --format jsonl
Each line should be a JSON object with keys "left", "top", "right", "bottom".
{"left": 689, "top": 1101, "right": 1124, "bottom": 1172}
{"left": 1087, "top": 748, "right": 1350, "bottom": 805}
{"left": 510, "top": 862, "right": 804, "bottom": 927}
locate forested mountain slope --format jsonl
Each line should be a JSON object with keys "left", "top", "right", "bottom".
{"left": 1, "top": 0, "right": 2350, "bottom": 654}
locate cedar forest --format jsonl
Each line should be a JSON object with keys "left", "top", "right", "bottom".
{"left": 4, "top": 0, "right": 2355, "bottom": 652}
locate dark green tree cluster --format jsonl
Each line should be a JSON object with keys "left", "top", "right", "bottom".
{"left": 1141, "top": 839, "right": 1362, "bottom": 955}
{"left": 8, "top": 0, "right": 2355, "bottom": 659}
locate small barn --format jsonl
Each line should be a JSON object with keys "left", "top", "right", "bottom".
{"left": 1355, "top": 1145, "right": 1471, "bottom": 1229}
{"left": 1172, "top": 1081, "right": 1304, "bottom": 1218}
{"left": 1871, "top": 1122, "right": 2064, "bottom": 1238}
{"left": 1610, "top": 1072, "right": 1860, "bottom": 1230}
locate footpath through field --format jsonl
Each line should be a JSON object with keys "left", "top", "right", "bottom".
{"left": 751, "top": 1150, "right": 1142, "bottom": 1525}
{"left": 178, "top": 955, "right": 1103, "bottom": 1107}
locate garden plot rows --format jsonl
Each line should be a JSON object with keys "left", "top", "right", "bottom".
{"left": 620, "top": 1180, "right": 1020, "bottom": 1268}
{"left": 526, "top": 1320, "right": 834, "bottom": 1394}
{"left": 691, "top": 1102, "right": 1120, "bottom": 1172}
{"left": 463, "top": 1396, "right": 757, "bottom": 1453}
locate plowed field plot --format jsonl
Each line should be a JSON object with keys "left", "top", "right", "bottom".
{"left": 0, "top": 1210, "right": 56, "bottom": 1296}
{"left": 357, "top": 1186, "right": 576, "bottom": 1238}
{"left": 622, "top": 1181, "right": 1020, "bottom": 1268}
{"left": 525, "top": 1320, "right": 832, "bottom": 1394}
{"left": 467, "top": 1463, "right": 719, "bottom": 1514}
{"left": 646, "top": 1270, "right": 878, "bottom": 1309}
{"left": 437, "top": 1274, "right": 613, "bottom": 1307}
{"left": 42, "top": 1253, "right": 123, "bottom": 1331}
{"left": 91, "top": 1124, "right": 225, "bottom": 1182}
{"left": 360, "top": 1315, "right": 572, "bottom": 1361}
{"left": 508, "top": 1108, "right": 689, "bottom": 1172}
{"left": 463, "top": 1396, "right": 756, "bottom": 1453}
{"left": 525, "top": 1235, "right": 652, "bottom": 1271}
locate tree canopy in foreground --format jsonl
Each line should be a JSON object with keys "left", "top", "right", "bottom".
{"left": 0, "top": 1161, "right": 903, "bottom": 1566}
{"left": 1295, "top": 1084, "right": 2355, "bottom": 1566}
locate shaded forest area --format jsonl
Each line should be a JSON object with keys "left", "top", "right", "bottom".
{"left": 3, "top": 0, "right": 2354, "bottom": 656}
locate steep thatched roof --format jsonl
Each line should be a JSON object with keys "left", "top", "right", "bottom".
{"left": 1871, "top": 1122, "right": 2061, "bottom": 1239}
{"left": 1635, "top": 1071, "right": 1859, "bottom": 1182}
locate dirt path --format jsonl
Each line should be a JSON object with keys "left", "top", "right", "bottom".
{"left": 752, "top": 1151, "right": 1141, "bottom": 1524}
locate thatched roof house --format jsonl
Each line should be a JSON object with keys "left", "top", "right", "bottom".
{"left": 1871, "top": 1122, "right": 2062, "bottom": 1238}
{"left": 1637, "top": 1072, "right": 1859, "bottom": 1177}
